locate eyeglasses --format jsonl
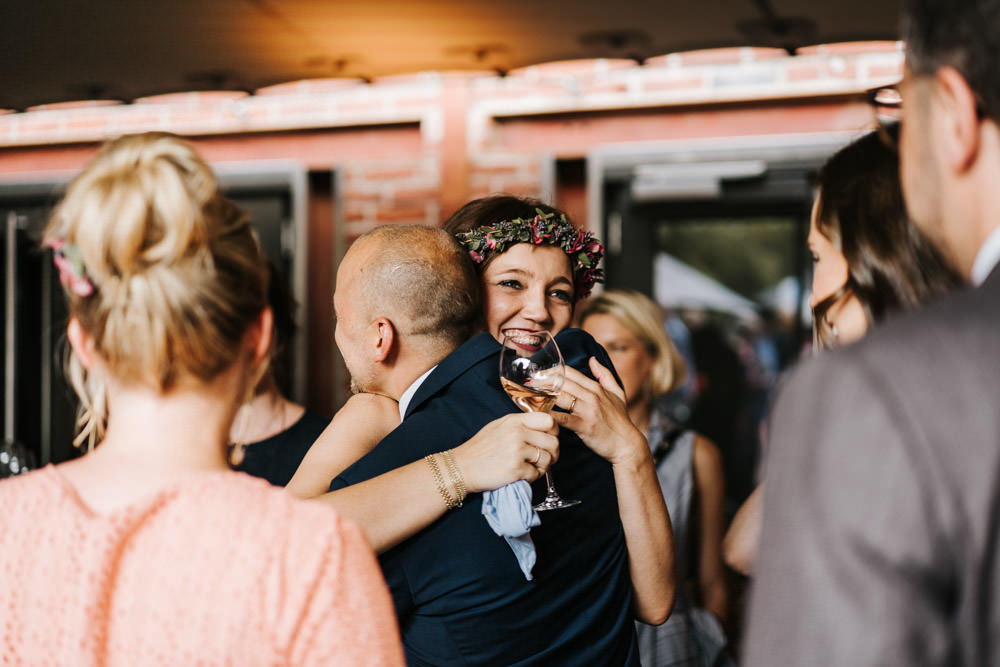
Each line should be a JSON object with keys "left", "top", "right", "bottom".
{"left": 867, "top": 85, "right": 902, "bottom": 150}
{"left": 868, "top": 79, "right": 989, "bottom": 151}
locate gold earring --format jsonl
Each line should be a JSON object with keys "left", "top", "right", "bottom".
{"left": 228, "top": 441, "right": 246, "bottom": 467}
{"left": 228, "top": 362, "right": 261, "bottom": 467}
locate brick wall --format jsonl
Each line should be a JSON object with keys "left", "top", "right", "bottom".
{"left": 0, "top": 43, "right": 902, "bottom": 412}
{"left": 0, "top": 42, "right": 902, "bottom": 222}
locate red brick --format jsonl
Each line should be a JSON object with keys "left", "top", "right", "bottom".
{"left": 113, "top": 110, "right": 166, "bottom": 128}
{"left": 241, "top": 105, "right": 276, "bottom": 122}
{"left": 485, "top": 182, "right": 542, "bottom": 197}
{"left": 371, "top": 72, "right": 438, "bottom": 86}
{"left": 798, "top": 41, "right": 901, "bottom": 56}
{"left": 866, "top": 63, "right": 904, "bottom": 80}
{"left": 363, "top": 166, "right": 420, "bottom": 180}
{"left": 335, "top": 99, "right": 388, "bottom": 114}
{"left": 393, "top": 186, "right": 440, "bottom": 200}
{"left": 467, "top": 185, "right": 498, "bottom": 198}
{"left": 394, "top": 95, "right": 440, "bottom": 109}
{"left": 279, "top": 100, "right": 329, "bottom": 116}
{"left": 787, "top": 64, "right": 824, "bottom": 82}
{"left": 343, "top": 189, "right": 381, "bottom": 202}
{"left": 643, "top": 75, "right": 707, "bottom": 93}
{"left": 64, "top": 115, "right": 114, "bottom": 131}
{"left": 255, "top": 78, "right": 363, "bottom": 96}
{"left": 471, "top": 163, "right": 520, "bottom": 175}
{"left": 167, "top": 109, "right": 221, "bottom": 125}
{"left": 15, "top": 117, "right": 64, "bottom": 135}
{"left": 507, "top": 58, "right": 636, "bottom": 79}
{"left": 672, "top": 48, "right": 747, "bottom": 66}
{"left": 582, "top": 81, "right": 628, "bottom": 95}
{"left": 375, "top": 206, "right": 429, "bottom": 223}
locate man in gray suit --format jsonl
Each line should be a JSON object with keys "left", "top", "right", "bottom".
{"left": 744, "top": 1, "right": 1000, "bottom": 664}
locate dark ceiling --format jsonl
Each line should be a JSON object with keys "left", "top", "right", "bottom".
{"left": 3, "top": 0, "right": 903, "bottom": 111}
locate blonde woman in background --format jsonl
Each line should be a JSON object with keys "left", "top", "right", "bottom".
{"left": 579, "top": 289, "right": 732, "bottom": 667}
{"left": 0, "top": 132, "right": 403, "bottom": 665}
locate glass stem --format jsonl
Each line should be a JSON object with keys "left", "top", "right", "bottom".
{"left": 544, "top": 471, "right": 559, "bottom": 497}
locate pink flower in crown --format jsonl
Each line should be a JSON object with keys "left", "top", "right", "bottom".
{"left": 484, "top": 236, "right": 498, "bottom": 250}
{"left": 530, "top": 216, "right": 551, "bottom": 244}
{"left": 565, "top": 229, "right": 587, "bottom": 254}
{"left": 469, "top": 250, "right": 484, "bottom": 264}
{"left": 585, "top": 240, "right": 604, "bottom": 255}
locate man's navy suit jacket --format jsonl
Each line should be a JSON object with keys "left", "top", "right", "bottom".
{"left": 332, "top": 329, "right": 639, "bottom": 666}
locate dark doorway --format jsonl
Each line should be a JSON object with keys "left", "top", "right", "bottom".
{"left": 1, "top": 178, "right": 301, "bottom": 472}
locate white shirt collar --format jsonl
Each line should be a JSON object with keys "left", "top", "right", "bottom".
{"left": 971, "top": 225, "right": 1000, "bottom": 286}
{"left": 397, "top": 365, "right": 437, "bottom": 420}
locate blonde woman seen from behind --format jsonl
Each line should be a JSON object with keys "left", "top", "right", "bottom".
{"left": 0, "top": 133, "right": 403, "bottom": 666}
{"left": 579, "top": 289, "right": 732, "bottom": 667}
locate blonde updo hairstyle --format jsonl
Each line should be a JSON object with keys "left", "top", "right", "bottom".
{"left": 576, "top": 289, "right": 687, "bottom": 398}
{"left": 44, "top": 132, "right": 269, "bottom": 449}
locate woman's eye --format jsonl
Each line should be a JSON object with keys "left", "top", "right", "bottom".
{"left": 498, "top": 279, "right": 522, "bottom": 290}
{"left": 549, "top": 289, "right": 573, "bottom": 303}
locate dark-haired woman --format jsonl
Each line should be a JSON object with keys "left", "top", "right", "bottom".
{"left": 723, "top": 127, "right": 962, "bottom": 576}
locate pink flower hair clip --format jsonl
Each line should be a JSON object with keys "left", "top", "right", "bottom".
{"left": 43, "top": 237, "right": 95, "bottom": 297}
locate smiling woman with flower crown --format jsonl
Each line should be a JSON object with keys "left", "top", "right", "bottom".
{"left": 447, "top": 196, "right": 676, "bottom": 630}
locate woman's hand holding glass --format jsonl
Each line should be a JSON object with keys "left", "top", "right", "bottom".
{"left": 551, "top": 357, "right": 649, "bottom": 466}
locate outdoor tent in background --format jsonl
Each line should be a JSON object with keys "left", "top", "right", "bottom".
{"left": 653, "top": 252, "right": 761, "bottom": 322}
{"left": 756, "top": 275, "right": 812, "bottom": 328}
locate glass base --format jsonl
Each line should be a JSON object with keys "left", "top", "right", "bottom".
{"left": 534, "top": 495, "right": 582, "bottom": 511}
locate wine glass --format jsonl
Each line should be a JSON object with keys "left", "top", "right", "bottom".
{"left": 499, "top": 331, "right": 580, "bottom": 511}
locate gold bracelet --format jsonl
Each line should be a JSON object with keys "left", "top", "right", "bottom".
{"left": 440, "top": 449, "right": 467, "bottom": 507}
{"left": 424, "top": 454, "right": 458, "bottom": 510}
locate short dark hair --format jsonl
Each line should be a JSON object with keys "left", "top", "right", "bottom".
{"left": 442, "top": 194, "right": 562, "bottom": 235}
{"left": 813, "top": 128, "right": 962, "bottom": 335}
{"left": 903, "top": 0, "right": 1000, "bottom": 123}
{"left": 355, "top": 225, "right": 483, "bottom": 350}
{"left": 264, "top": 259, "right": 298, "bottom": 390}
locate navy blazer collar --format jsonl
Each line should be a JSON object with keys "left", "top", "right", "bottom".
{"left": 404, "top": 332, "right": 501, "bottom": 419}
{"left": 402, "top": 328, "right": 618, "bottom": 420}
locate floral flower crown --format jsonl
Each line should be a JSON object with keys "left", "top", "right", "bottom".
{"left": 43, "top": 237, "right": 95, "bottom": 297}
{"left": 456, "top": 211, "right": 605, "bottom": 301}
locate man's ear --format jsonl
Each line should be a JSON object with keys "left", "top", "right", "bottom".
{"left": 935, "top": 65, "right": 982, "bottom": 172}
{"left": 66, "top": 317, "right": 96, "bottom": 370}
{"left": 372, "top": 317, "right": 396, "bottom": 363}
